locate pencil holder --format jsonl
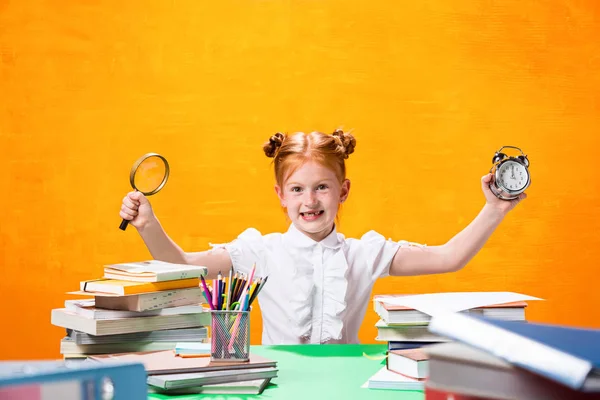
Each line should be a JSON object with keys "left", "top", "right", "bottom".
{"left": 210, "top": 310, "right": 250, "bottom": 363}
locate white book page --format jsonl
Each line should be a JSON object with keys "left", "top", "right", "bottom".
{"left": 361, "top": 366, "right": 422, "bottom": 388}
{"left": 106, "top": 260, "right": 204, "bottom": 274}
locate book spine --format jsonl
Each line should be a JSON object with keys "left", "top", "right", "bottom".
{"left": 121, "top": 279, "right": 200, "bottom": 295}
{"left": 428, "top": 312, "right": 592, "bottom": 390}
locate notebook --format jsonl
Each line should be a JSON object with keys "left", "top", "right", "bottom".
{"left": 148, "top": 378, "right": 273, "bottom": 395}
{"left": 147, "top": 366, "right": 278, "bottom": 389}
{"left": 89, "top": 350, "right": 277, "bottom": 375}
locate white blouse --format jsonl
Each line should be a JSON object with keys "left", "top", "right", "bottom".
{"left": 211, "top": 224, "right": 423, "bottom": 345}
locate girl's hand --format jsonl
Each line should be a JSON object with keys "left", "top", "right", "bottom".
{"left": 481, "top": 173, "right": 527, "bottom": 216}
{"left": 119, "top": 191, "right": 155, "bottom": 230}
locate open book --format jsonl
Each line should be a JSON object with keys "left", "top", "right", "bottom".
{"left": 104, "top": 260, "right": 207, "bottom": 282}
{"left": 374, "top": 292, "right": 541, "bottom": 324}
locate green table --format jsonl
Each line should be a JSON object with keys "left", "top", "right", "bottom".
{"left": 148, "top": 344, "right": 425, "bottom": 400}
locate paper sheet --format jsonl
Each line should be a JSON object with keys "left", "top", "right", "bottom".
{"left": 375, "top": 292, "right": 542, "bottom": 316}
{"left": 361, "top": 366, "right": 424, "bottom": 390}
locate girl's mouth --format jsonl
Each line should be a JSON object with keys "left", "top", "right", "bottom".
{"left": 300, "top": 210, "right": 324, "bottom": 221}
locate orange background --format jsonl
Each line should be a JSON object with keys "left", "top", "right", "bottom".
{"left": 1, "top": 1, "right": 599, "bottom": 360}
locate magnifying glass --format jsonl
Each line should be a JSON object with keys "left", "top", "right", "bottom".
{"left": 119, "top": 153, "right": 170, "bottom": 231}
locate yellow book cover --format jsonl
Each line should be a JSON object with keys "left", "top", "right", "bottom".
{"left": 79, "top": 278, "right": 200, "bottom": 296}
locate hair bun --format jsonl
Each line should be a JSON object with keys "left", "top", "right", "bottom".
{"left": 263, "top": 132, "right": 286, "bottom": 158}
{"left": 332, "top": 129, "right": 356, "bottom": 159}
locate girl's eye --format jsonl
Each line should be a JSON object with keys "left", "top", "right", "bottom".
{"left": 291, "top": 187, "right": 302, "bottom": 193}
{"left": 317, "top": 184, "right": 328, "bottom": 190}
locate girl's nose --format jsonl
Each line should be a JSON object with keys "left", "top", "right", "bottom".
{"left": 304, "top": 191, "right": 318, "bottom": 207}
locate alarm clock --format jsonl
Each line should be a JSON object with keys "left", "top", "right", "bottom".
{"left": 489, "top": 146, "right": 530, "bottom": 200}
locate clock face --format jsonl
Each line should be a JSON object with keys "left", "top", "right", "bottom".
{"left": 497, "top": 160, "right": 528, "bottom": 191}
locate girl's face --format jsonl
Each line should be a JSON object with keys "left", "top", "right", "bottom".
{"left": 275, "top": 161, "right": 350, "bottom": 242}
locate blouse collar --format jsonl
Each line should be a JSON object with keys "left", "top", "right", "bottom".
{"left": 284, "top": 223, "right": 344, "bottom": 250}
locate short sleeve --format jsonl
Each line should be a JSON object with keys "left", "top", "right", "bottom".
{"left": 211, "top": 228, "right": 266, "bottom": 276}
{"left": 360, "top": 231, "right": 426, "bottom": 279}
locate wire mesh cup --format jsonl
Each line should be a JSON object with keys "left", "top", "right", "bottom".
{"left": 210, "top": 310, "right": 250, "bottom": 362}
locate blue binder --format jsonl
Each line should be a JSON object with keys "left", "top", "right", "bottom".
{"left": 0, "top": 359, "right": 147, "bottom": 400}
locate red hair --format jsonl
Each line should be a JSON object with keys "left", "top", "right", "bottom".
{"left": 263, "top": 129, "right": 356, "bottom": 187}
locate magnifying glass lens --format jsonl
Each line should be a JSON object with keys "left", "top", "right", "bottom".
{"left": 119, "top": 153, "right": 170, "bottom": 231}
{"left": 134, "top": 156, "right": 167, "bottom": 194}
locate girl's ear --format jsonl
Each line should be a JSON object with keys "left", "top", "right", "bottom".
{"left": 274, "top": 185, "right": 286, "bottom": 207}
{"left": 340, "top": 179, "right": 351, "bottom": 203}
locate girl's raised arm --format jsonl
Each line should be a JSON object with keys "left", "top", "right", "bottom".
{"left": 120, "top": 191, "right": 231, "bottom": 280}
{"left": 389, "top": 174, "right": 526, "bottom": 276}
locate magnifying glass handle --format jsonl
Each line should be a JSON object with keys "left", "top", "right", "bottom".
{"left": 119, "top": 219, "right": 130, "bottom": 231}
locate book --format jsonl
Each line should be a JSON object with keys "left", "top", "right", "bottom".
{"left": 425, "top": 341, "right": 600, "bottom": 399}
{"left": 67, "top": 327, "right": 208, "bottom": 345}
{"left": 148, "top": 378, "right": 273, "bottom": 395}
{"left": 425, "top": 386, "right": 496, "bottom": 400}
{"left": 428, "top": 313, "right": 600, "bottom": 392}
{"left": 96, "top": 287, "right": 203, "bottom": 311}
{"left": 0, "top": 360, "right": 147, "bottom": 399}
{"left": 66, "top": 287, "right": 204, "bottom": 311}
{"left": 62, "top": 354, "right": 90, "bottom": 360}
{"left": 388, "top": 341, "right": 439, "bottom": 351}
{"left": 387, "top": 348, "right": 428, "bottom": 379}
{"left": 59, "top": 337, "right": 186, "bottom": 355}
{"left": 64, "top": 299, "right": 205, "bottom": 320}
{"left": 79, "top": 278, "right": 200, "bottom": 296}
{"left": 362, "top": 366, "right": 424, "bottom": 391}
{"left": 374, "top": 295, "right": 528, "bottom": 325}
{"left": 89, "top": 350, "right": 277, "bottom": 375}
{"left": 147, "top": 366, "right": 278, "bottom": 390}
{"left": 174, "top": 342, "right": 211, "bottom": 356}
{"left": 375, "top": 320, "right": 449, "bottom": 342}
{"left": 51, "top": 308, "right": 210, "bottom": 336}
{"left": 104, "top": 260, "right": 207, "bottom": 282}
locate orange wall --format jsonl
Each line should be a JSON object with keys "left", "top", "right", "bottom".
{"left": 1, "top": 1, "right": 599, "bottom": 360}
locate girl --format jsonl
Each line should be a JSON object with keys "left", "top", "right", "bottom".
{"left": 119, "top": 129, "right": 526, "bottom": 345}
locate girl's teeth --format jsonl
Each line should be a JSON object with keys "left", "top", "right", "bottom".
{"left": 303, "top": 211, "right": 322, "bottom": 216}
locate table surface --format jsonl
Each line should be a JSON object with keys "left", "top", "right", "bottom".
{"left": 148, "top": 344, "right": 425, "bottom": 400}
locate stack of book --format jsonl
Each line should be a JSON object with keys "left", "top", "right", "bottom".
{"left": 364, "top": 292, "right": 540, "bottom": 392}
{"left": 51, "top": 260, "right": 211, "bottom": 359}
{"left": 373, "top": 293, "right": 529, "bottom": 352}
{"left": 424, "top": 312, "right": 600, "bottom": 399}
{"left": 87, "top": 348, "right": 278, "bottom": 395}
